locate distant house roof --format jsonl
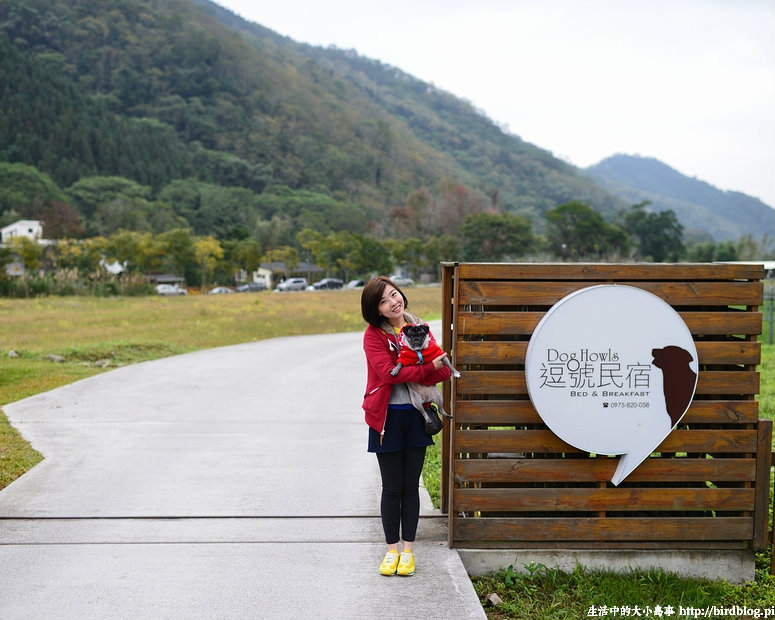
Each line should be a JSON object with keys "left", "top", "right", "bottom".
{"left": 1, "top": 219, "right": 43, "bottom": 243}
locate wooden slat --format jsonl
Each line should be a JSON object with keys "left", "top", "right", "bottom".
{"left": 697, "top": 371, "right": 760, "bottom": 395}
{"left": 695, "top": 341, "right": 762, "bottom": 365}
{"left": 455, "top": 429, "right": 758, "bottom": 454}
{"left": 456, "top": 312, "right": 762, "bottom": 337}
{"left": 454, "top": 399, "right": 540, "bottom": 424}
{"left": 455, "top": 429, "right": 579, "bottom": 454}
{"left": 454, "top": 487, "right": 755, "bottom": 512}
{"left": 455, "top": 370, "right": 760, "bottom": 396}
{"left": 441, "top": 263, "right": 455, "bottom": 516}
{"left": 456, "top": 262, "right": 764, "bottom": 281}
{"left": 456, "top": 370, "right": 527, "bottom": 394}
{"left": 683, "top": 314, "right": 762, "bottom": 336}
{"left": 453, "top": 399, "right": 759, "bottom": 425}
{"left": 454, "top": 457, "right": 757, "bottom": 484}
{"left": 453, "top": 516, "right": 752, "bottom": 542}
{"left": 630, "top": 282, "right": 762, "bottom": 305}
{"left": 456, "top": 341, "right": 527, "bottom": 364}
{"left": 455, "top": 340, "right": 761, "bottom": 365}
{"left": 754, "top": 420, "right": 773, "bottom": 550}
{"left": 458, "top": 312, "right": 542, "bottom": 335}
{"left": 452, "top": 541, "right": 749, "bottom": 550}
{"left": 458, "top": 281, "right": 763, "bottom": 307}
{"left": 683, "top": 400, "right": 760, "bottom": 424}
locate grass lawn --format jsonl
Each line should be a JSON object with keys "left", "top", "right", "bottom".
{"left": 1, "top": 286, "right": 773, "bottom": 619}
{"left": 0, "top": 287, "right": 443, "bottom": 406}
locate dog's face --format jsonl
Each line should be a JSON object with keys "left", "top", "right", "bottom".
{"left": 651, "top": 345, "right": 694, "bottom": 371}
{"left": 401, "top": 324, "right": 430, "bottom": 351}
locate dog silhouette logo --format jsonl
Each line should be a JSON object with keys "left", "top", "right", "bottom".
{"left": 651, "top": 345, "right": 697, "bottom": 427}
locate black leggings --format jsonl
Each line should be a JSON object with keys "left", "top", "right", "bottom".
{"left": 375, "top": 447, "right": 427, "bottom": 545}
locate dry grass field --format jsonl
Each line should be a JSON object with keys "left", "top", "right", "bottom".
{"left": 0, "top": 286, "right": 443, "bottom": 406}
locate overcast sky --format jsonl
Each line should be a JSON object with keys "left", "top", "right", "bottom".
{"left": 215, "top": 0, "right": 775, "bottom": 208}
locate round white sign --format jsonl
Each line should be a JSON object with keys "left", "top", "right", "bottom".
{"left": 525, "top": 284, "right": 698, "bottom": 485}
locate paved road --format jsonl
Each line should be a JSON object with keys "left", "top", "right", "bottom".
{"left": 0, "top": 328, "right": 486, "bottom": 620}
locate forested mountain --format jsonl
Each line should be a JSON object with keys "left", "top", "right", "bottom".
{"left": 585, "top": 155, "right": 775, "bottom": 242}
{"left": 2, "top": 0, "right": 767, "bottom": 256}
{"left": 0, "top": 0, "right": 625, "bottom": 244}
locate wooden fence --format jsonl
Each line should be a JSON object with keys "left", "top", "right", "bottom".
{"left": 439, "top": 263, "right": 769, "bottom": 551}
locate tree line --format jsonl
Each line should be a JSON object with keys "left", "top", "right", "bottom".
{"left": 2, "top": 161, "right": 769, "bottom": 298}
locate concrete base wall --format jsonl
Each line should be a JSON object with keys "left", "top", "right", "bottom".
{"left": 458, "top": 549, "right": 755, "bottom": 584}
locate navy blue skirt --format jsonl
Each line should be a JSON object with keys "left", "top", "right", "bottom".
{"left": 368, "top": 405, "right": 433, "bottom": 453}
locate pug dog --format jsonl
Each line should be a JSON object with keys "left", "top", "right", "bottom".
{"left": 391, "top": 323, "right": 461, "bottom": 378}
{"left": 390, "top": 323, "right": 460, "bottom": 418}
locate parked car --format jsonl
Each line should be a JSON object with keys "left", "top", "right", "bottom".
{"left": 236, "top": 282, "right": 267, "bottom": 293}
{"left": 156, "top": 283, "right": 187, "bottom": 296}
{"left": 312, "top": 277, "right": 344, "bottom": 290}
{"left": 391, "top": 275, "right": 414, "bottom": 287}
{"left": 208, "top": 286, "right": 234, "bottom": 294}
{"left": 346, "top": 279, "right": 365, "bottom": 289}
{"left": 275, "top": 277, "right": 308, "bottom": 292}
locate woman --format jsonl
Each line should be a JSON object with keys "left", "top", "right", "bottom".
{"left": 360, "top": 276, "right": 452, "bottom": 576}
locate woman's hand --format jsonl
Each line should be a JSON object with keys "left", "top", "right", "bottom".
{"left": 431, "top": 353, "right": 448, "bottom": 370}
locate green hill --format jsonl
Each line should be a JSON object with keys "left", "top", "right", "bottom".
{"left": 585, "top": 155, "right": 775, "bottom": 242}
{"left": 0, "top": 0, "right": 624, "bottom": 241}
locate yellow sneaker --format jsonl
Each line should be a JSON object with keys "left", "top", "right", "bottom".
{"left": 379, "top": 551, "right": 399, "bottom": 576}
{"left": 396, "top": 551, "right": 415, "bottom": 576}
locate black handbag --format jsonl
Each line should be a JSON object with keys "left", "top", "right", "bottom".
{"left": 420, "top": 403, "right": 444, "bottom": 436}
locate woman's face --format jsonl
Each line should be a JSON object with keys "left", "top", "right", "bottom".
{"left": 378, "top": 284, "right": 405, "bottom": 324}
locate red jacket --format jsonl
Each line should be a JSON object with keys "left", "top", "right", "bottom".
{"left": 362, "top": 323, "right": 451, "bottom": 435}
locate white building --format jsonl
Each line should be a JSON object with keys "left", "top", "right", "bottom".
{"left": 1, "top": 220, "right": 43, "bottom": 244}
